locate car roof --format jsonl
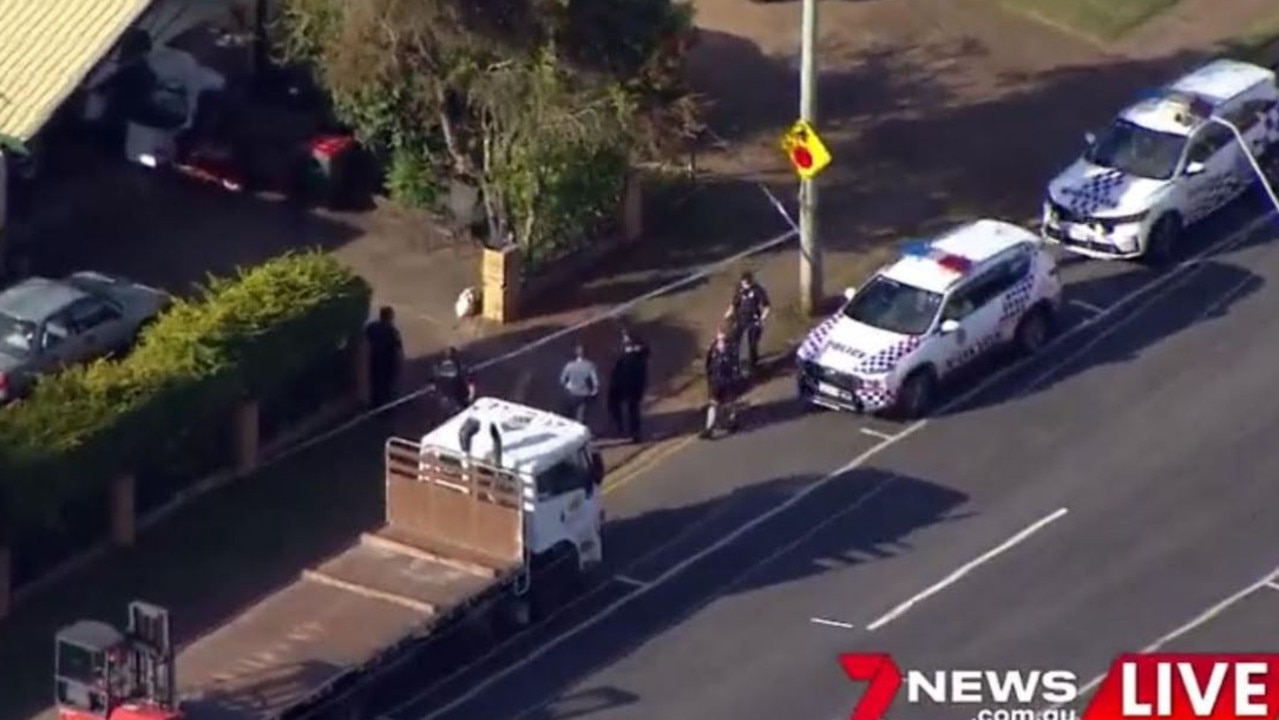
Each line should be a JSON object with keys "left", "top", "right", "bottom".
{"left": 420, "top": 397, "right": 590, "bottom": 476}
{"left": 1120, "top": 59, "right": 1275, "bottom": 136}
{"left": 879, "top": 219, "right": 1037, "bottom": 294}
{"left": 0, "top": 277, "right": 88, "bottom": 322}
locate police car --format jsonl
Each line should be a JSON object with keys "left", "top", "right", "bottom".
{"left": 797, "top": 219, "right": 1063, "bottom": 419}
{"left": 1043, "top": 59, "right": 1279, "bottom": 263}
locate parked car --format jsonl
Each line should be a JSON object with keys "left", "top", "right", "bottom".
{"left": 796, "top": 219, "right": 1063, "bottom": 419}
{"left": 0, "top": 272, "right": 171, "bottom": 403}
{"left": 1042, "top": 58, "right": 1279, "bottom": 263}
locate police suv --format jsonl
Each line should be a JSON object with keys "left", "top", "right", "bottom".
{"left": 1043, "top": 59, "right": 1279, "bottom": 262}
{"left": 797, "top": 219, "right": 1062, "bottom": 419}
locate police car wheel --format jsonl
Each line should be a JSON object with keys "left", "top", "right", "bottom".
{"left": 1014, "top": 306, "right": 1053, "bottom": 355}
{"left": 1144, "top": 214, "right": 1182, "bottom": 267}
{"left": 894, "top": 369, "right": 936, "bottom": 420}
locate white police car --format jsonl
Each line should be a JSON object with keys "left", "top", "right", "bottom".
{"left": 1043, "top": 59, "right": 1279, "bottom": 263}
{"left": 797, "top": 219, "right": 1062, "bottom": 419}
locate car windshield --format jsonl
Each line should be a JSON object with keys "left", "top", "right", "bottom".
{"left": 842, "top": 275, "right": 942, "bottom": 336}
{"left": 0, "top": 313, "right": 36, "bottom": 356}
{"left": 1084, "top": 119, "right": 1187, "bottom": 180}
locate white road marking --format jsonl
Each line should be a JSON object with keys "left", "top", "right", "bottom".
{"left": 1264, "top": 580, "right": 1279, "bottom": 592}
{"left": 1042, "top": 565, "right": 1279, "bottom": 712}
{"left": 1024, "top": 213, "right": 1276, "bottom": 392}
{"left": 859, "top": 427, "right": 899, "bottom": 441}
{"left": 865, "top": 507, "right": 1069, "bottom": 631}
{"left": 613, "top": 575, "right": 650, "bottom": 589}
{"left": 1069, "top": 299, "right": 1105, "bottom": 315}
{"left": 810, "top": 617, "right": 857, "bottom": 629}
{"left": 390, "top": 209, "right": 1279, "bottom": 720}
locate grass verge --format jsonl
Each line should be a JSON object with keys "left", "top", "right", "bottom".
{"left": 995, "top": 0, "right": 1183, "bottom": 42}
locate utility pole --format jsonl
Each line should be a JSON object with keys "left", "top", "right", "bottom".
{"left": 798, "top": 0, "right": 822, "bottom": 316}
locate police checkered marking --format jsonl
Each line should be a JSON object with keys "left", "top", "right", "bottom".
{"left": 1263, "top": 102, "right": 1279, "bottom": 146}
{"left": 856, "top": 336, "right": 924, "bottom": 374}
{"left": 797, "top": 316, "right": 840, "bottom": 362}
{"left": 1060, "top": 169, "right": 1127, "bottom": 215}
{"left": 853, "top": 384, "right": 894, "bottom": 410}
{"left": 999, "top": 272, "right": 1035, "bottom": 324}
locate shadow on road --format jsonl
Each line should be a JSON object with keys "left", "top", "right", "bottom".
{"left": 372, "top": 469, "right": 969, "bottom": 720}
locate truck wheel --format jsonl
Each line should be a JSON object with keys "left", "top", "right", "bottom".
{"left": 892, "top": 368, "right": 936, "bottom": 420}
{"left": 1144, "top": 214, "right": 1182, "bottom": 267}
{"left": 1014, "top": 305, "right": 1054, "bottom": 356}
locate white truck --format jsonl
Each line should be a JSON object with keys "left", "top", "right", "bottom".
{"left": 50, "top": 398, "right": 605, "bottom": 720}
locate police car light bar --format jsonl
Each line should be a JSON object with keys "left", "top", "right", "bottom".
{"left": 899, "top": 239, "right": 972, "bottom": 274}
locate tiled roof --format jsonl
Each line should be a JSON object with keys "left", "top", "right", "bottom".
{"left": 0, "top": 0, "right": 153, "bottom": 142}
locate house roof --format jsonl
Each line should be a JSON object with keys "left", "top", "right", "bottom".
{"left": 0, "top": 0, "right": 154, "bottom": 143}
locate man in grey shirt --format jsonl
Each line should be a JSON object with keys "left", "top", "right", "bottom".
{"left": 560, "top": 344, "right": 599, "bottom": 424}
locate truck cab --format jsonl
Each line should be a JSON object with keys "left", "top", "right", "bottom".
{"left": 417, "top": 397, "right": 605, "bottom": 576}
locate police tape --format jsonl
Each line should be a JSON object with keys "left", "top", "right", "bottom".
{"left": 253, "top": 225, "right": 801, "bottom": 474}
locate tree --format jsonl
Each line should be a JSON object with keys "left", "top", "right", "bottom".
{"left": 274, "top": 0, "right": 700, "bottom": 268}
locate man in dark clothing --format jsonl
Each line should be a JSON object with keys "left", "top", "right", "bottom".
{"left": 365, "top": 306, "right": 403, "bottom": 408}
{"left": 432, "top": 346, "right": 476, "bottom": 413}
{"left": 724, "top": 270, "right": 771, "bottom": 374}
{"left": 607, "top": 328, "right": 650, "bottom": 442}
{"left": 700, "top": 330, "right": 742, "bottom": 439}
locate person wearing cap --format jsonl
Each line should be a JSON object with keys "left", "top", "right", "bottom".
{"left": 364, "top": 306, "right": 403, "bottom": 408}
{"left": 725, "top": 270, "right": 771, "bottom": 375}
{"left": 700, "top": 329, "right": 742, "bottom": 439}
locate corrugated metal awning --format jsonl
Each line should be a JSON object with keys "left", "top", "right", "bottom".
{"left": 0, "top": 0, "right": 155, "bottom": 143}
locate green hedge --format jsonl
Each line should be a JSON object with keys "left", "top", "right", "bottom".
{"left": 0, "top": 251, "right": 371, "bottom": 535}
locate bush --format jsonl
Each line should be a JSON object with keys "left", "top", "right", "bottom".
{"left": 0, "top": 251, "right": 371, "bottom": 537}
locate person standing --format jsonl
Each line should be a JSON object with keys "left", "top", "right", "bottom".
{"left": 724, "top": 270, "right": 771, "bottom": 375}
{"left": 559, "top": 344, "right": 600, "bottom": 424}
{"left": 365, "top": 306, "right": 403, "bottom": 408}
{"left": 700, "top": 329, "right": 741, "bottom": 439}
{"left": 432, "top": 346, "right": 476, "bottom": 414}
{"left": 607, "top": 328, "right": 650, "bottom": 442}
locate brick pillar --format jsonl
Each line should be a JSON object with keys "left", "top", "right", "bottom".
{"left": 111, "top": 474, "right": 136, "bottom": 547}
{"left": 234, "top": 400, "right": 260, "bottom": 474}
{"left": 0, "top": 544, "right": 10, "bottom": 619}
{"left": 481, "top": 246, "right": 522, "bottom": 324}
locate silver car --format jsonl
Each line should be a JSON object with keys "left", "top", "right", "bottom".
{"left": 0, "top": 272, "right": 172, "bottom": 403}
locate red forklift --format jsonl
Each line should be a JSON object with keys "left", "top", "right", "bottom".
{"left": 54, "top": 601, "right": 181, "bottom": 720}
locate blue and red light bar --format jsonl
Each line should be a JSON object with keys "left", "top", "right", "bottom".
{"left": 900, "top": 239, "right": 974, "bottom": 274}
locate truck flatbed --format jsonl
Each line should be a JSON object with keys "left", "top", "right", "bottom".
{"left": 176, "top": 436, "right": 527, "bottom": 720}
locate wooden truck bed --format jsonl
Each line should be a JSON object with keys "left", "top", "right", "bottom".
{"left": 178, "top": 439, "right": 526, "bottom": 720}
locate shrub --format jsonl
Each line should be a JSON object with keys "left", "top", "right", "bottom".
{"left": 0, "top": 251, "right": 371, "bottom": 536}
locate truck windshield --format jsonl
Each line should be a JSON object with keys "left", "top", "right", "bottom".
{"left": 1084, "top": 119, "right": 1187, "bottom": 180}
{"left": 842, "top": 276, "right": 942, "bottom": 336}
{"left": 0, "top": 313, "right": 35, "bottom": 356}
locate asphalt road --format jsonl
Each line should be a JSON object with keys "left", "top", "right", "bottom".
{"left": 373, "top": 193, "right": 1279, "bottom": 720}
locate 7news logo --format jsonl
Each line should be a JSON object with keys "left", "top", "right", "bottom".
{"left": 840, "top": 653, "right": 1279, "bottom": 720}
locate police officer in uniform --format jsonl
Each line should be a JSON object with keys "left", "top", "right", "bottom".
{"left": 432, "top": 346, "right": 476, "bottom": 413}
{"left": 700, "top": 330, "right": 742, "bottom": 439}
{"left": 725, "top": 271, "right": 771, "bottom": 374}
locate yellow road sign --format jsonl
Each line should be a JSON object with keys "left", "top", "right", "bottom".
{"left": 780, "top": 119, "right": 832, "bottom": 179}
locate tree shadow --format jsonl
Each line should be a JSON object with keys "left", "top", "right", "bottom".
{"left": 14, "top": 157, "right": 362, "bottom": 295}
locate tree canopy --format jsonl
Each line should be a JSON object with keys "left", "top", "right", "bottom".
{"left": 275, "top": 0, "right": 700, "bottom": 268}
